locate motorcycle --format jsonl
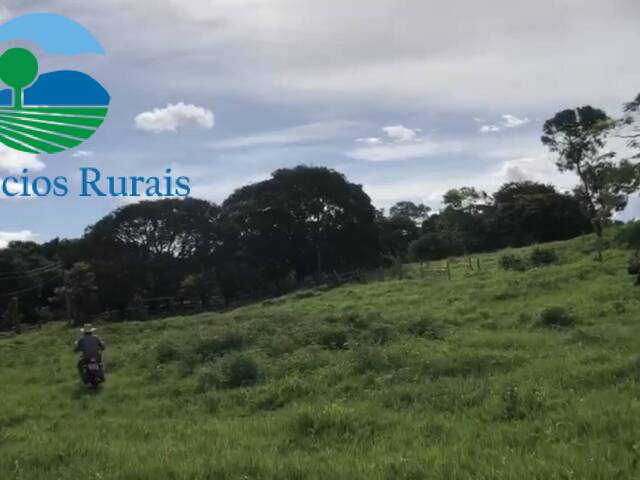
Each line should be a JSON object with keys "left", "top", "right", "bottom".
{"left": 80, "top": 357, "right": 105, "bottom": 389}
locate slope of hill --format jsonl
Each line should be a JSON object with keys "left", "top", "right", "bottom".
{"left": 2, "top": 233, "right": 640, "bottom": 479}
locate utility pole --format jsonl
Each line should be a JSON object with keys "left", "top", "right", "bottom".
{"left": 63, "top": 271, "right": 73, "bottom": 327}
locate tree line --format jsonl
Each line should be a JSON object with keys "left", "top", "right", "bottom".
{"left": 2, "top": 93, "right": 640, "bottom": 329}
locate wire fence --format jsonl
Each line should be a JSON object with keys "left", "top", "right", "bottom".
{"left": 0, "top": 255, "right": 501, "bottom": 335}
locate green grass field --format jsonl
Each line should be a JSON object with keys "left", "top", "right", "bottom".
{"left": 0, "top": 106, "right": 108, "bottom": 154}
{"left": 2, "top": 233, "right": 640, "bottom": 479}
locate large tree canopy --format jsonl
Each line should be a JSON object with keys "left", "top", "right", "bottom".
{"left": 223, "top": 166, "right": 380, "bottom": 282}
{"left": 491, "top": 182, "right": 591, "bottom": 247}
{"left": 83, "top": 198, "right": 223, "bottom": 310}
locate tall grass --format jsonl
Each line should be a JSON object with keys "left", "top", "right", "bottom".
{"left": 2, "top": 233, "right": 640, "bottom": 479}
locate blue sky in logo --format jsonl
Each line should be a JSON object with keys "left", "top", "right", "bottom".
{"left": 0, "top": 13, "right": 108, "bottom": 109}
{"left": 0, "top": 1, "right": 639, "bottom": 248}
{"left": 0, "top": 12, "right": 103, "bottom": 55}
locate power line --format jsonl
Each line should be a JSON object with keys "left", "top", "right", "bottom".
{"left": 0, "top": 273, "right": 63, "bottom": 299}
{"left": 0, "top": 263, "right": 61, "bottom": 280}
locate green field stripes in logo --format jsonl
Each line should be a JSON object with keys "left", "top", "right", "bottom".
{"left": 0, "top": 14, "right": 110, "bottom": 155}
{"left": 0, "top": 106, "right": 108, "bottom": 154}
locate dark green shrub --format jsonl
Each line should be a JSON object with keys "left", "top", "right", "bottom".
{"left": 319, "top": 329, "right": 349, "bottom": 350}
{"left": 195, "top": 331, "right": 244, "bottom": 359}
{"left": 539, "top": 306, "right": 575, "bottom": 328}
{"left": 408, "top": 317, "right": 445, "bottom": 340}
{"left": 221, "top": 354, "right": 259, "bottom": 388}
{"left": 155, "top": 340, "right": 180, "bottom": 364}
{"left": 344, "top": 312, "right": 370, "bottom": 329}
{"left": 499, "top": 254, "right": 528, "bottom": 271}
{"left": 250, "top": 377, "right": 312, "bottom": 411}
{"left": 499, "top": 385, "right": 546, "bottom": 421}
{"left": 612, "top": 300, "right": 626, "bottom": 314}
{"left": 529, "top": 247, "right": 558, "bottom": 266}
{"left": 369, "top": 323, "right": 394, "bottom": 344}
{"left": 616, "top": 221, "right": 640, "bottom": 250}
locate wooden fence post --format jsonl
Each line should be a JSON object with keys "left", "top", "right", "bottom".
{"left": 446, "top": 260, "right": 451, "bottom": 280}
{"left": 477, "top": 257, "right": 481, "bottom": 270}
{"left": 468, "top": 257, "right": 473, "bottom": 270}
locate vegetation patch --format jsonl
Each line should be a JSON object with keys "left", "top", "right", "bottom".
{"left": 538, "top": 306, "right": 576, "bottom": 328}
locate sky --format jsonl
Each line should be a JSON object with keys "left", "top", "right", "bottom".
{"left": 0, "top": 0, "right": 640, "bottom": 247}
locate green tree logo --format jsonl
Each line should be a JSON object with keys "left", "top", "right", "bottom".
{"left": 0, "top": 48, "right": 38, "bottom": 109}
{"left": 0, "top": 13, "right": 110, "bottom": 154}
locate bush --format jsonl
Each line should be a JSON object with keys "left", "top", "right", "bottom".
{"left": 250, "top": 377, "right": 312, "bottom": 411}
{"left": 499, "top": 254, "right": 528, "bottom": 271}
{"left": 195, "top": 331, "right": 244, "bottom": 359}
{"left": 155, "top": 340, "right": 180, "bottom": 364}
{"left": 220, "top": 354, "right": 259, "bottom": 388}
{"left": 529, "top": 247, "right": 558, "bottom": 267}
{"left": 539, "top": 306, "right": 575, "bottom": 328}
{"left": 369, "top": 323, "right": 394, "bottom": 344}
{"left": 319, "top": 329, "right": 349, "bottom": 350}
{"left": 407, "top": 317, "right": 445, "bottom": 340}
{"left": 616, "top": 221, "right": 640, "bottom": 250}
{"left": 499, "top": 385, "right": 546, "bottom": 421}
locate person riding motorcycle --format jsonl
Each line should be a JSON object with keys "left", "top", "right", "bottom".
{"left": 74, "top": 323, "right": 106, "bottom": 382}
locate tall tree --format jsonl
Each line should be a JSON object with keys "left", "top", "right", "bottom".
{"left": 83, "top": 198, "right": 223, "bottom": 311}
{"left": 55, "top": 262, "right": 98, "bottom": 326}
{"left": 437, "top": 187, "right": 492, "bottom": 254}
{"left": 223, "top": 166, "right": 379, "bottom": 283}
{"left": 376, "top": 213, "right": 420, "bottom": 260}
{"left": 3, "top": 297, "right": 23, "bottom": 333}
{"left": 0, "top": 241, "right": 61, "bottom": 325}
{"left": 621, "top": 93, "right": 640, "bottom": 158}
{"left": 491, "top": 181, "right": 591, "bottom": 247}
{"left": 389, "top": 201, "right": 431, "bottom": 223}
{"left": 542, "top": 106, "right": 640, "bottom": 260}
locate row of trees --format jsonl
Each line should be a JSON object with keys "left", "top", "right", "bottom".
{"left": 2, "top": 93, "right": 640, "bottom": 327}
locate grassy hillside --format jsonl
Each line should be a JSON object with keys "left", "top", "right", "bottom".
{"left": 2, "top": 233, "right": 640, "bottom": 479}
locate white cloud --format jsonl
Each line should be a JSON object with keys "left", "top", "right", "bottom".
{"left": 347, "top": 124, "right": 460, "bottom": 161}
{"left": 213, "top": 120, "right": 360, "bottom": 148}
{"left": 346, "top": 139, "right": 462, "bottom": 162}
{"left": 355, "top": 137, "right": 382, "bottom": 145}
{"left": 0, "top": 6, "right": 10, "bottom": 22}
{"left": 0, "top": 145, "right": 44, "bottom": 173}
{"left": 361, "top": 153, "right": 578, "bottom": 212}
{"left": 493, "top": 154, "right": 576, "bottom": 190}
{"left": 479, "top": 115, "right": 529, "bottom": 133}
{"left": 501, "top": 114, "right": 529, "bottom": 128}
{"left": 0, "top": 230, "right": 38, "bottom": 249}
{"left": 134, "top": 102, "right": 214, "bottom": 133}
{"left": 54, "top": 0, "right": 640, "bottom": 114}
{"left": 72, "top": 150, "right": 95, "bottom": 158}
{"left": 382, "top": 125, "right": 419, "bottom": 143}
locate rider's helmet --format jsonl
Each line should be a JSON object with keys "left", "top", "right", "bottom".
{"left": 80, "top": 323, "right": 97, "bottom": 334}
